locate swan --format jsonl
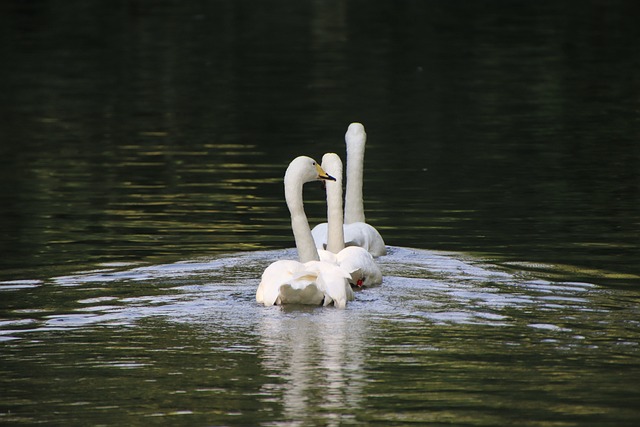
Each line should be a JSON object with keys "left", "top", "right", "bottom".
{"left": 312, "top": 123, "right": 387, "bottom": 257}
{"left": 316, "top": 153, "right": 383, "bottom": 288}
{"left": 256, "top": 156, "right": 355, "bottom": 308}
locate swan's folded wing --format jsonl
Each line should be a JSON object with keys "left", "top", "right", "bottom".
{"left": 289, "top": 270, "right": 318, "bottom": 289}
{"left": 307, "top": 261, "right": 354, "bottom": 309}
{"left": 344, "top": 222, "right": 387, "bottom": 257}
{"left": 317, "top": 249, "right": 338, "bottom": 264}
{"left": 257, "top": 260, "right": 305, "bottom": 306}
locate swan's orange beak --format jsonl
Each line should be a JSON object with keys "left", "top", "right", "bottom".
{"left": 316, "top": 163, "right": 336, "bottom": 181}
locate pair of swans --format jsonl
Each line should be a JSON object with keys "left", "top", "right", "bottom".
{"left": 312, "top": 123, "right": 386, "bottom": 258}
{"left": 256, "top": 156, "right": 354, "bottom": 308}
{"left": 256, "top": 123, "right": 385, "bottom": 308}
{"left": 314, "top": 152, "right": 383, "bottom": 289}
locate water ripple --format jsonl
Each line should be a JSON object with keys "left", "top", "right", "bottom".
{"left": 0, "top": 247, "right": 628, "bottom": 343}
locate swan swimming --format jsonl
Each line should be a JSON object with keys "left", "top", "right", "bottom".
{"left": 316, "top": 153, "right": 383, "bottom": 288}
{"left": 256, "top": 156, "right": 355, "bottom": 308}
{"left": 312, "top": 122, "right": 387, "bottom": 257}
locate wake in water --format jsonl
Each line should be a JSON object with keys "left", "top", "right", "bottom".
{"left": 0, "top": 246, "right": 624, "bottom": 341}
{"left": 2, "top": 245, "right": 639, "bottom": 427}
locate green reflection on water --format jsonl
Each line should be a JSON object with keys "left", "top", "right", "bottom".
{"left": 1, "top": 0, "right": 639, "bottom": 283}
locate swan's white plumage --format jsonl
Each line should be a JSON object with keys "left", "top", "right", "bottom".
{"left": 256, "top": 156, "right": 354, "bottom": 308}
{"left": 311, "top": 222, "right": 329, "bottom": 249}
{"left": 314, "top": 153, "right": 382, "bottom": 288}
{"left": 318, "top": 247, "right": 338, "bottom": 264}
{"left": 303, "top": 261, "right": 354, "bottom": 308}
{"left": 344, "top": 123, "right": 367, "bottom": 225}
{"left": 335, "top": 246, "right": 382, "bottom": 288}
{"left": 256, "top": 260, "right": 323, "bottom": 307}
{"left": 343, "top": 222, "right": 386, "bottom": 258}
{"left": 312, "top": 122, "right": 387, "bottom": 257}
{"left": 312, "top": 222, "right": 387, "bottom": 258}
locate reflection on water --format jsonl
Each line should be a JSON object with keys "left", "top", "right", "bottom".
{"left": 1, "top": 247, "right": 639, "bottom": 425}
{"left": 258, "top": 310, "right": 366, "bottom": 424}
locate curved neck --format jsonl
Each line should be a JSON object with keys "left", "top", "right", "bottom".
{"left": 284, "top": 173, "right": 320, "bottom": 263}
{"left": 344, "top": 140, "right": 366, "bottom": 224}
{"left": 325, "top": 166, "right": 345, "bottom": 254}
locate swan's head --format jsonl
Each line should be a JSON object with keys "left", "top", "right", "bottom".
{"left": 345, "top": 122, "right": 367, "bottom": 146}
{"left": 320, "top": 153, "right": 343, "bottom": 183}
{"left": 286, "top": 156, "right": 336, "bottom": 184}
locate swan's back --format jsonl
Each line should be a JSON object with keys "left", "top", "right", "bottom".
{"left": 313, "top": 221, "right": 387, "bottom": 257}
{"left": 344, "top": 222, "right": 387, "bottom": 257}
{"left": 257, "top": 260, "right": 324, "bottom": 306}
{"left": 257, "top": 259, "right": 355, "bottom": 308}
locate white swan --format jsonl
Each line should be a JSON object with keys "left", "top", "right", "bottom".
{"left": 256, "top": 156, "right": 354, "bottom": 308}
{"left": 312, "top": 123, "right": 386, "bottom": 257}
{"left": 316, "top": 153, "right": 382, "bottom": 288}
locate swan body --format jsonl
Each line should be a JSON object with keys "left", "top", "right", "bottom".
{"left": 256, "top": 156, "right": 354, "bottom": 308}
{"left": 312, "top": 221, "right": 387, "bottom": 258}
{"left": 312, "top": 122, "right": 387, "bottom": 257}
{"left": 315, "top": 153, "right": 382, "bottom": 288}
{"left": 257, "top": 259, "right": 354, "bottom": 308}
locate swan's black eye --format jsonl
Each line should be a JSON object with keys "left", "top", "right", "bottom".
{"left": 312, "top": 162, "right": 316, "bottom": 165}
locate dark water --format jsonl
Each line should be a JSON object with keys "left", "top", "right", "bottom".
{"left": 1, "top": 1, "right": 640, "bottom": 425}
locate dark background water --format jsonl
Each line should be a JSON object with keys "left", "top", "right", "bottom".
{"left": 1, "top": 0, "right": 639, "bottom": 280}
{"left": 2, "top": 2, "right": 640, "bottom": 426}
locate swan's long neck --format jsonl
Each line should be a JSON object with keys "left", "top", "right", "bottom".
{"left": 284, "top": 170, "right": 320, "bottom": 263}
{"left": 324, "top": 156, "right": 345, "bottom": 254}
{"left": 344, "top": 132, "right": 366, "bottom": 224}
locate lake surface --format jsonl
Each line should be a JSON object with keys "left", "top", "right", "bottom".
{"left": 1, "top": 1, "right": 639, "bottom": 425}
